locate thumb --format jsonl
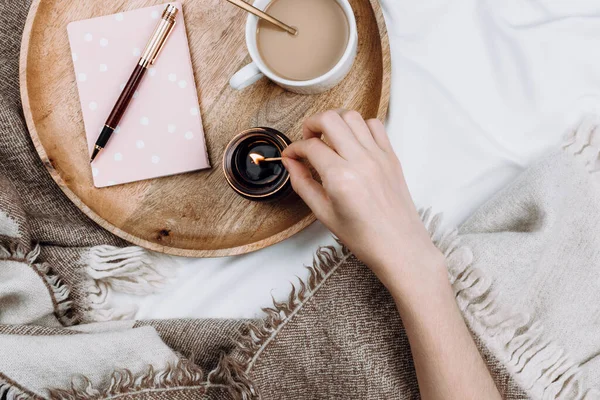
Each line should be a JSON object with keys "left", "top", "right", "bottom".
{"left": 282, "top": 157, "right": 332, "bottom": 222}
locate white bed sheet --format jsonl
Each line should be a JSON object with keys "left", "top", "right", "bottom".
{"left": 119, "top": 0, "right": 600, "bottom": 320}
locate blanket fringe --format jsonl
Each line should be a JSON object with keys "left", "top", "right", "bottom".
{"left": 0, "top": 243, "right": 74, "bottom": 326}
{"left": 81, "top": 245, "right": 175, "bottom": 322}
{"left": 419, "top": 208, "right": 600, "bottom": 399}
{"left": 207, "top": 243, "right": 351, "bottom": 400}
{"left": 0, "top": 378, "right": 36, "bottom": 400}
{"left": 47, "top": 359, "right": 205, "bottom": 400}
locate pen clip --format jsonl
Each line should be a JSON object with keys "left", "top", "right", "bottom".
{"left": 151, "top": 20, "right": 176, "bottom": 65}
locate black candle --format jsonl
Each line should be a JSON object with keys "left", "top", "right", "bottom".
{"left": 238, "top": 141, "right": 283, "bottom": 184}
{"left": 223, "top": 128, "right": 293, "bottom": 202}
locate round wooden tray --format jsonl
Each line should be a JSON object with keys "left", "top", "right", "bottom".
{"left": 20, "top": 0, "right": 390, "bottom": 257}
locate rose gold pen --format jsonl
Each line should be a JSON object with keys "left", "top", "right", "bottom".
{"left": 90, "top": 4, "right": 179, "bottom": 162}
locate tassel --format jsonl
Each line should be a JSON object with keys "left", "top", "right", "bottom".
{"left": 81, "top": 246, "right": 176, "bottom": 322}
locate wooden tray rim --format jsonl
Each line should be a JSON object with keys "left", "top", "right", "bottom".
{"left": 19, "top": 0, "right": 391, "bottom": 257}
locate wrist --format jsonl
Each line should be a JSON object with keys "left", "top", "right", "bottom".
{"left": 373, "top": 241, "right": 450, "bottom": 304}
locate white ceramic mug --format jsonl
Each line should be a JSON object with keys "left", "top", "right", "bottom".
{"left": 229, "top": 0, "right": 358, "bottom": 95}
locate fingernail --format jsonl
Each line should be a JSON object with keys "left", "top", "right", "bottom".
{"left": 281, "top": 157, "right": 288, "bottom": 168}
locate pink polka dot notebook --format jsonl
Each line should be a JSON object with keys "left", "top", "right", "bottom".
{"left": 67, "top": 2, "right": 210, "bottom": 188}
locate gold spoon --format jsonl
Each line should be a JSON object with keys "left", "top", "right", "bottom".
{"left": 225, "top": 0, "right": 298, "bottom": 35}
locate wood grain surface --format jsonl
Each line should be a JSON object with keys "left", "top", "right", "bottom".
{"left": 20, "top": 0, "right": 391, "bottom": 257}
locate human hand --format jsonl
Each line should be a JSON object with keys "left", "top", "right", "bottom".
{"left": 281, "top": 110, "right": 445, "bottom": 292}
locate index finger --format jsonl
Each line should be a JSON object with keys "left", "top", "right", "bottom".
{"left": 302, "top": 111, "right": 363, "bottom": 159}
{"left": 282, "top": 138, "right": 342, "bottom": 175}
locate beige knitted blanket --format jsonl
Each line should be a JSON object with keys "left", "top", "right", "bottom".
{"left": 1, "top": 2, "right": 599, "bottom": 399}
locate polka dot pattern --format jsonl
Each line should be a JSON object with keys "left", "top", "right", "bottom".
{"left": 68, "top": 4, "right": 209, "bottom": 188}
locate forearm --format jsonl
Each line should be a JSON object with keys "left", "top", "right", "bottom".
{"left": 383, "top": 252, "right": 501, "bottom": 400}
{"left": 281, "top": 110, "right": 500, "bottom": 399}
